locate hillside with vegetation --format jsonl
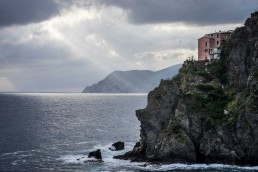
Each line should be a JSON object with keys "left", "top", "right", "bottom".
{"left": 115, "top": 11, "right": 258, "bottom": 166}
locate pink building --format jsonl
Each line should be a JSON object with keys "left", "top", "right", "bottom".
{"left": 198, "top": 31, "right": 232, "bottom": 61}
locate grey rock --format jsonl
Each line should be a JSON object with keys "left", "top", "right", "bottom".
{"left": 88, "top": 149, "right": 102, "bottom": 160}
{"left": 116, "top": 11, "right": 258, "bottom": 166}
{"left": 109, "top": 141, "right": 125, "bottom": 151}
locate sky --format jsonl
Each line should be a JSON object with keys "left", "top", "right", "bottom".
{"left": 0, "top": 0, "right": 257, "bottom": 92}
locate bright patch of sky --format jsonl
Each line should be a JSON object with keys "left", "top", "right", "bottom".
{"left": 0, "top": 0, "right": 256, "bottom": 92}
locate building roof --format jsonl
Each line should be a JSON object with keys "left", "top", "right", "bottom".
{"left": 198, "top": 30, "right": 233, "bottom": 40}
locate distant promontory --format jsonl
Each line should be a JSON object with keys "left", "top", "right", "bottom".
{"left": 82, "top": 64, "right": 182, "bottom": 93}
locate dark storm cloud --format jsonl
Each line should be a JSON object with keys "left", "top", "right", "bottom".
{"left": 0, "top": 0, "right": 59, "bottom": 27}
{"left": 101, "top": 0, "right": 258, "bottom": 25}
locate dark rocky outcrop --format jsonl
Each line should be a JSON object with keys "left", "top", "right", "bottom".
{"left": 88, "top": 149, "right": 102, "bottom": 160}
{"left": 116, "top": 12, "right": 258, "bottom": 166}
{"left": 114, "top": 142, "right": 147, "bottom": 162}
{"left": 109, "top": 141, "right": 125, "bottom": 151}
{"left": 82, "top": 64, "right": 182, "bottom": 93}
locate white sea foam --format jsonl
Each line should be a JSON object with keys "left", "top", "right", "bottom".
{"left": 140, "top": 163, "right": 258, "bottom": 171}
{"left": 75, "top": 141, "right": 98, "bottom": 145}
{"left": 58, "top": 154, "right": 96, "bottom": 164}
{"left": 11, "top": 161, "right": 17, "bottom": 166}
{"left": 55, "top": 143, "right": 71, "bottom": 146}
{"left": 58, "top": 142, "right": 258, "bottom": 171}
{"left": 1, "top": 150, "right": 27, "bottom": 156}
{"left": 58, "top": 142, "right": 142, "bottom": 167}
{"left": 96, "top": 128, "right": 108, "bottom": 133}
{"left": 0, "top": 149, "right": 39, "bottom": 157}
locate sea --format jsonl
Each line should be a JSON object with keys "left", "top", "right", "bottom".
{"left": 0, "top": 93, "right": 257, "bottom": 172}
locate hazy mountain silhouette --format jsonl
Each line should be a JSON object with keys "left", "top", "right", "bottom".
{"left": 82, "top": 64, "right": 182, "bottom": 93}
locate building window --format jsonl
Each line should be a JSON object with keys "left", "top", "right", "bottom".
{"left": 217, "top": 34, "right": 219, "bottom": 38}
{"left": 205, "top": 49, "right": 208, "bottom": 52}
{"left": 205, "top": 42, "right": 207, "bottom": 46}
{"left": 211, "top": 34, "right": 213, "bottom": 37}
{"left": 217, "top": 41, "right": 219, "bottom": 44}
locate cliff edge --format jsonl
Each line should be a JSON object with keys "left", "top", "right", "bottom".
{"left": 115, "top": 12, "right": 258, "bottom": 166}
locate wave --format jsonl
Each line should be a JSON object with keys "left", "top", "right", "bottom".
{"left": 58, "top": 142, "right": 258, "bottom": 171}
{"left": 0, "top": 150, "right": 39, "bottom": 157}
{"left": 140, "top": 163, "right": 258, "bottom": 171}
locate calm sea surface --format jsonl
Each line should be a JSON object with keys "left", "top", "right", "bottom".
{"left": 0, "top": 93, "right": 257, "bottom": 172}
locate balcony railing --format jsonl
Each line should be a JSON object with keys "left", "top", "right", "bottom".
{"left": 209, "top": 50, "right": 221, "bottom": 54}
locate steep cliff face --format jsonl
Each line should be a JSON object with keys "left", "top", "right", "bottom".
{"left": 115, "top": 12, "right": 258, "bottom": 165}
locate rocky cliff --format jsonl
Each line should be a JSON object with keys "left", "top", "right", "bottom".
{"left": 115, "top": 12, "right": 258, "bottom": 166}
{"left": 82, "top": 64, "right": 181, "bottom": 93}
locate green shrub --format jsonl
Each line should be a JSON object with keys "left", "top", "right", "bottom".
{"left": 186, "top": 84, "right": 229, "bottom": 126}
{"left": 196, "top": 84, "right": 220, "bottom": 92}
{"left": 180, "top": 61, "right": 194, "bottom": 73}
{"left": 207, "top": 52, "right": 228, "bottom": 84}
{"left": 227, "top": 99, "right": 237, "bottom": 110}
{"left": 194, "top": 70, "right": 213, "bottom": 81}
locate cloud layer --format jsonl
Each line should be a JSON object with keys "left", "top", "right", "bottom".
{"left": 0, "top": 1, "right": 256, "bottom": 92}
{"left": 0, "top": 0, "right": 59, "bottom": 27}
{"left": 101, "top": 0, "right": 258, "bottom": 25}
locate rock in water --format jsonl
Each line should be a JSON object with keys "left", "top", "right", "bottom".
{"left": 109, "top": 141, "right": 125, "bottom": 151}
{"left": 114, "top": 142, "right": 146, "bottom": 162}
{"left": 88, "top": 149, "right": 102, "bottom": 160}
{"left": 116, "top": 11, "right": 258, "bottom": 166}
